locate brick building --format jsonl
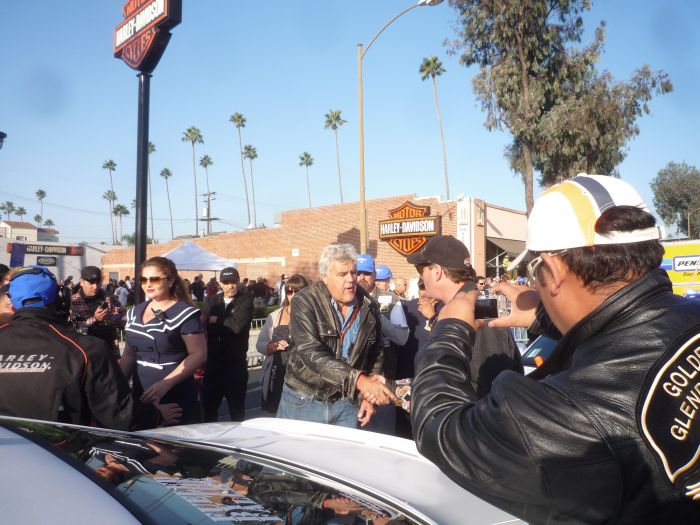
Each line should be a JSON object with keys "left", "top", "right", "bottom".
{"left": 102, "top": 194, "right": 526, "bottom": 284}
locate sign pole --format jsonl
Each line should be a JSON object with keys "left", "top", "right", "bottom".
{"left": 134, "top": 72, "right": 151, "bottom": 305}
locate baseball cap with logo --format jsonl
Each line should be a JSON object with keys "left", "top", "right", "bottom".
{"left": 356, "top": 253, "right": 376, "bottom": 273}
{"left": 80, "top": 266, "right": 102, "bottom": 282}
{"left": 8, "top": 266, "right": 58, "bottom": 309}
{"left": 406, "top": 235, "right": 470, "bottom": 269}
{"left": 220, "top": 267, "right": 240, "bottom": 283}
{"left": 508, "top": 174, "right": 661, "bottom": 271}
{"left": 376, "top": 265, "right": 392, "bottom": 280}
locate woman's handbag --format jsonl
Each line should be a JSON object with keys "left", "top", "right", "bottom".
{"left": 261, "top": 324, "right": 291, "bottom": 413}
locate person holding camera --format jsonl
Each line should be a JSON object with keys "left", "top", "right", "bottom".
{"left": 0, "top": 266, "right": 180, "bottom": 429}
{"left": 407, "top": 235, "right": 522, "bottom": 398}
{"left": 256, "top": 274, "right": 309, "bottom": 414}
{"left": 70, "top": 265, "right": 125, "bottom": 358}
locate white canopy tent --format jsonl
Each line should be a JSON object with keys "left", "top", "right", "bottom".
{"left": 161, "top": 240, "right": 237, "bottom": 272}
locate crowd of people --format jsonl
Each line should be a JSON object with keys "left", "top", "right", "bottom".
{"left": 0, "top": 174, "right": 698, "bottom": 522}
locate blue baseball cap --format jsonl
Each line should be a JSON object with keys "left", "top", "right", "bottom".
{"left": 376, "top": 265, "right": 392, "bottom": 280}
{"left": 356, "top": 253, "right": 375, "bottom": 273}
{"left": 8, "top": 266, "right": 58, "bottom": 309}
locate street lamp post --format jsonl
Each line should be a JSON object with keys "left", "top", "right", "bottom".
{"left": 688, "top": 206, "right": 700, "bottom": 238}
{"left": 357, "top": 0, "right": 443, "bottom": 253}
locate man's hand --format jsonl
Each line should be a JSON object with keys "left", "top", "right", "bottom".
{"left": 357, "top": 398, "right": 376, "bottom": 427}
{"left": 155, "top": 402, "right": 182, "bottom": 426}
{"left": 488, "top": 280, "right": 540, "bottom": 329}
{"left": 94, "top": 306, "right": 108, "bottom": 322}
{"left": 356, "top": 374, "right": 397, "bottom": 405}
{"left": 418, "top": 297, "right": 437, "bottom": 320}
{"left": 208, "top": 315, "right": 218, "bottom": 324}
{"left": 322, "top": 497, "right": 364, "bottom": 515}
{"left": 141, "top": 379, "right": 173, "bottom": 404}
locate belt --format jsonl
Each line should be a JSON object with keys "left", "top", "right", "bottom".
{"left": 285, "top": 382, "right": 343, "bottom": 403}
{"left": 137, "top": 360, "right": 178, "bottom": 370}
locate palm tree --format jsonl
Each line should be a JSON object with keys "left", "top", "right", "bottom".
{"left": 298, "top": 152, "right": 314, "bottom": 208}
{"left": 0, "top": 201, "right": 15, "bottom": 221}
{"left": 419, "top": 55, "right": 450, "bottom": 200}
{"left": 243, "top": 145, "right": 258, "bottom": 228}
{"left": 15, "top": 207, "right": 26, "bottom": 221}
{"left": 102, "top": 160, "right": 118, "bottom": 241}
{"left": 33, "top": 214, "right": 42, "bottom": 227}
{"left": 323, "top": 109, "right": 347, "bottom": 203}
{"left": 113, "top": 203, "right": 130, "bottom": 244}
{"left": 199, "top": 154, "right": 214, "bottom": 195}
{"left": 147, "top": 142, "right": 156, "bottom": 242}
{"left": 35, "top": 189, "right": 46, "bottom": 222}
{"left": 103, "top": 190, "right": 117, "bottom": 243}
{"left": 182, "top": 126, "right": 204, "bottom": 236}
{"left": 160, "top": 168, "right": 175, "bottom": 240}
{"left": 229, "top": 113, "right": 252, "bottom": 227}
{"left": 43, "top": 219, "right": 54, "bottom": 228}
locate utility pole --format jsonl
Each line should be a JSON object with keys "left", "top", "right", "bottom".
{"left": 202, "top": 191, "right": 218, "bottom": 236}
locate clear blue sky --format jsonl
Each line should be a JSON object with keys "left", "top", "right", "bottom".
{"left": 1, "top": 0, "right": 698, "bottom": 244}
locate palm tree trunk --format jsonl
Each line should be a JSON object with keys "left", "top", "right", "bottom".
{"left": 165, "top": 179, "right": 174, "bottom": 240}
{"left": 106, "top": 200, "right": 113, "bottom": 243}
{"left": 306, "top": 167, "right": 312, "bottom": 208}
{"left": 191, "top": 142, "right": 199, "bottom": 236}
{"left": 334, "top": 129, "right": 343, "bottom": 203}
{"left": 432, "top": 77, "right": 449, "bottom": 200}
{"left": 205, "top": 166, "right": 211, "bottom": 195}
{"left": 108, "top": 169, "right": 117, "bottom": 243}
{"left": 237, "top": 129, "right": 252, "bottom": 226}
{"left": 119, "top": 215, "right": 124, "bottom": 244}
{"left": 249, "top": 159, "right": 257, "bottom": 228}
{"left": 39, "top": 200, "right": 44, "bottom": 222}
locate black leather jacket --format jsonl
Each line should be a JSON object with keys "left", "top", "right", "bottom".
{"left": 285, "top": 281, "right": 383, "bottom": 402}
{"left": 412, "top": 269, "right": 700, "bottom": 524}
{"left": 206, "top": 286, "right": 254, "bottom": 362}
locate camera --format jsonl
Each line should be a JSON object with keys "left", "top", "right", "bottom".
{"left": 475, "top": 295, "right": 509, "bottom": 320}
{"left": 100, "top": 301, "right": 109, "bottom": 310}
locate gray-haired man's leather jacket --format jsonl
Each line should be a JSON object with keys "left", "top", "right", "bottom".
{"left": 285, "top": 281, "right": 383, "bottom": 402}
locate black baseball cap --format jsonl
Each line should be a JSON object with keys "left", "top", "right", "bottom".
{"left": 220, "top": 267, "right": 240, "bottom": 283}
{"left": 406, "top": 235, "right": 470, "bottom": 269}
{"left": 81, "top": 266, "right": 102, "bottom": 282}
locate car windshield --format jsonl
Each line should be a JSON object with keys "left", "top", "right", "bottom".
{"left": 521, "top": 336, "right": 557, "bottom": 367}
{"left": 3, "top": 419, "right": 421, "bottom": 525}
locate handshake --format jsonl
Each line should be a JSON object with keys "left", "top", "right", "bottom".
{"left": 356, "top": 374, "right": 398, "bottom": 406}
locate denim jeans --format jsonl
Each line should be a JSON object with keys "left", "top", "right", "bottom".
{"left": 276, "top": 385, "right": 358, "bottom": 429}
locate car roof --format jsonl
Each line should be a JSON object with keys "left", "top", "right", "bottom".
{"left": 141, "top": 417, "right": 523, "bottom": 525}
{"left": 0, "top": 425, "right": 140, "bottom": 525}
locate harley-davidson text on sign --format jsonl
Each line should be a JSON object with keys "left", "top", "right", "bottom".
{"left": 379, "top": 201, "right": 441, "bottom": 257}
{"left": 114, "top": 0, "right": 181, "bottom": 73}
{"left": 7, "top": 243, "right": 84, "bottom": 256}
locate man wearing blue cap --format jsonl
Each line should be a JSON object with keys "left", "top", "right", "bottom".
{"left": 0, "top": 265, "right": 180, "bottom": 430}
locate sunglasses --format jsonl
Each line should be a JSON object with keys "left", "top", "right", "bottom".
{"left": 526, "top": 250, "right": 567, "bottom": 284}
{"left": 285, "top": 287, "right": 302, "bottom": 295}
{"left": 417, "top": 282, "right": 425, "bottom": 291}
{"left": 414, "top": 262, "right": 432, "bottom": 275}
{"left": 140, "top": 276, "right": 167, "bottom": 285}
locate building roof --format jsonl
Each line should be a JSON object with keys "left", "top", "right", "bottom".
{"left": 0, "top": 221, "right": 37, "bottom": 229}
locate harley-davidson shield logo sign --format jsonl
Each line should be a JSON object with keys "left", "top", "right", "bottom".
{"left": 114, "top": 0, "right": 181, "bottom": 73}
{"left": 379, "top": 201, "right": 441, "bottom": 256}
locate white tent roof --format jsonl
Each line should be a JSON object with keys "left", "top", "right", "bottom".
{"left": 161, "top": 240, "right": 237, "bottom": 271}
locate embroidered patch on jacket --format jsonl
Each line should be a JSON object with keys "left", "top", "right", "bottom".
{"left": 639, "top": 331, "right": 700, "bottom": 498}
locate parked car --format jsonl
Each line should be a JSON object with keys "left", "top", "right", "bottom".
{"left": 0, "top": 416, "right": 524, "bottom": 524}
{"left": 521, "top": 335, "right": 558, "bottom": 375}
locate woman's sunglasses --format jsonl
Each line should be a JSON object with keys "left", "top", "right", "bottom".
{"left": 140, "top": 276, "right": 167, "bottom": 285}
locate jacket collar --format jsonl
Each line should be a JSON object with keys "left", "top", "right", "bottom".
{"left": 11, "top": 306, "right": 65, "bottom": 325}
{"left": 531, "top": 268, "right": 672, "bottom": 378}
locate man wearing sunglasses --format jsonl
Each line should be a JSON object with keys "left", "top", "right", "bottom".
{"left": 411, "top": 175, "right": 700, "bottom": 523}
{"left": 70, "top": 266, "right": 125, "bottom": 357}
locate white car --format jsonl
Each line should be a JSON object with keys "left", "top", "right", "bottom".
{"left": 0, "top": 416, "right": 524, "bottom": 524}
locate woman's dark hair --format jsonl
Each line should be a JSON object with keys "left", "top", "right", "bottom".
{"left": 141, "top": 256, "right": 193, "bottom": 305}
{"left": 558, "top": 206, "right": 663, "bottom": 290}
{"left": 283, "top": 274, "right": 308, "bottom": 306}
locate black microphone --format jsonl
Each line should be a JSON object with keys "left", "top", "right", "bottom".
{"left": 151, "top": 308, "right": 167, "bottom": 323}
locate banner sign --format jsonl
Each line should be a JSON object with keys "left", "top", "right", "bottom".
{"left": 114, "top": 0, "right": 182, "bottom": 73}
{"left": 379, "top": 201, "right": 441, "bottom": 256}
{"left": 7, "top": 243, "right": 84, "bottom": 256}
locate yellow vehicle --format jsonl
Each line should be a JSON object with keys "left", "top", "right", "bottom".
{"left": 661, "top": 239, "right": 700, "bottom": 297}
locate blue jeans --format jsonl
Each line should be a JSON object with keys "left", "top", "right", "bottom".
{"left": 276, "top": 385, "right": 358, "bottom": 428}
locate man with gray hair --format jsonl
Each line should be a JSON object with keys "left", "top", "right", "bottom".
{"left": 278, "top": 243, "right": 396, "bottom": 427}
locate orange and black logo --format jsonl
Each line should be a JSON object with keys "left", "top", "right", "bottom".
{"left": 378, "top": 201, "right": 441, "bottom": 257}
{"left": 114, "top": 0, "right": 181, "bottom": 73}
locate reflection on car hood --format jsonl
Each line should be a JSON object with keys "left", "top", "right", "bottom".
{"left": 140, "top": 418, "right": 524, "bottom": 525}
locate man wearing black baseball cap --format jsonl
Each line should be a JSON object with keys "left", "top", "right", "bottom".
{"left": 202, "top": 266, "right": 254, "bottom": 422}
{"left": 0, "top": 265, "right": 180, "bottom": 429}
{"left": 408, "top": 235, "right": 522, "bottom": 397}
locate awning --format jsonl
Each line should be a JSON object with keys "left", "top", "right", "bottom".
{"left": 487, "top": 237, "right": 525, "bottom": 257}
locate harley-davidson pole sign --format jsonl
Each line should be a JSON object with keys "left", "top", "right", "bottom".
{"left": 114, "top": 0, "right": 181, "bottom": 303}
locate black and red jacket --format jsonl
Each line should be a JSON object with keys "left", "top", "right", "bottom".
{"left": 0, "top": 307, "right": 160, "bottom": 430}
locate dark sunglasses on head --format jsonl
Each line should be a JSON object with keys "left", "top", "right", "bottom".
{"left": 140, "top": 276, "right": 166, "bottom": 285}
{"left": 286, "top": 287, "right": 301, "bottom": 295}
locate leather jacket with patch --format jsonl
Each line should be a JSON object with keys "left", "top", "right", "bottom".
{"left": 412, "top": 269, "right": 700, "bottom": 524}
{"left": 285, "top": 281, "right": 383, "bottom": 402}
